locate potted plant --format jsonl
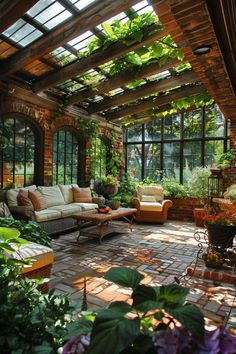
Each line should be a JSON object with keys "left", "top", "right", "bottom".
{"left": 202, "top": 251, "right": 225, "bottom": 269}
{"left": 214, "top": 149, "right": 236, "bottom": 170}
{"left": 203, "top": 212, "right": 236, "bottom": 251}
{"left": 62, "top": 267, "right": 236, "bottom": 354}
{"left": 94, "top": 174, "right": 120, "bottom": 200}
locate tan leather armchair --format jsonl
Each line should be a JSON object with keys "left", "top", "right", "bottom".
{"left": 132, "top": 185, "right": 173, "bottom": 224}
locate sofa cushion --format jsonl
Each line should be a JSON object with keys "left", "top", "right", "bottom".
{"left": 0, "top": 202, "right": 13, "bottom": 218}
{"left": 11, "top": 242, "right": 53, "bottom": 274}
{"left": 47, "top": 203, "right": 82, "bottom": 217}
{"left": 59, "top": 184, "right": 79, "bottom": 204}
{"left": 34, "top": 209, "right": 61, "bottom": 222}
{"left": 28, "top": 190, "right": 47, "bottom": 211}
{"left": 17, "top": 189, "right": 34, "bottom": 208}
{"left": 140, "top": 202, "right": 163, "bottom": 212}
{"left": 74, "top": 202, "right": 98, "bottom": 211}
{"left": 137, "top": 185, "right": 164, "bottom": 202}
{"left": 6, "top": 185, "right": 37, "bottom": 206}
{"left": 72, "top": 186, "right": 92, "bottom": 203}
{"left": 37, "top": 186, "right": 65, "bottom": 207}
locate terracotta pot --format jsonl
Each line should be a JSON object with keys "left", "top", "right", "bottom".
{"left": 107, "top": 200, "right": 121, "bottom": 210}
{"left": 194, "top": 208, "right": 210, "bottom": 227}
{"left": 206, "top": 224, "right": 236, "bottom": 249}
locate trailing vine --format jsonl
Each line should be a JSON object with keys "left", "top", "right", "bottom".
{"left": 107, "top": 131, "right": 123, "bottom": 177}
{"left": 75, "top": 117, "right": 99, "bottom": 141}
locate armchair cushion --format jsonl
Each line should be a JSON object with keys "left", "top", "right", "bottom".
{"left": 141, "top": 195, "right": 156, "bottom": 202}
{"left": 140, "top": 202, "right": 163, "bottom": 212}
{"left": 137, "top": 185, "right": 164, "bottom": 202}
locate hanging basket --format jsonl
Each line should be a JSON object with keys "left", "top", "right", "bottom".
{"left": 206, "top": 223, "right": 236, "bottom": 249}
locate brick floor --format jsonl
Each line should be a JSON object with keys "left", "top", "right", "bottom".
{"left": 50, "top": 220, "right": 236, "bottom": 330}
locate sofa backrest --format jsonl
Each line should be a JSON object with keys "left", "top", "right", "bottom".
{"left": 137, "top": 185, "right": 164, "bottom": 202}
{"left": 6, "top": 185, "right": 37, "bottom": 206}
{"left": 58, "top": 184, "right": 79, "bottom": 204}
{"left": 37, "top": 185, "right": 65, "bottom": 208}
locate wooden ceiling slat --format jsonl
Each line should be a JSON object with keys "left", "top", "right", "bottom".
{"left": 0, "top": 0, "right": 139, "bottom": 79}
{"left": 0, "top": 0, "right": 39, "bottom": 34}
{"left": 106, "top": 84, "right": 205, "bottom": 121}
{"left": 33, "top": 25, "right": 169, "bottom": 93}
{"left": 67, "top": 57, "right": 180, "bottom": 105}
{"left": 88, "top": 70, "right": 198, "bottom": 114}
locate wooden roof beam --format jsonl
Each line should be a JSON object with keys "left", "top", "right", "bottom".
{"left": 33, "top": 25, "right": 168, "bottom": 93}
{"left": 67, "top": 57, "right": 180, "bottom": 105}
{"left": 88, "top": 70, "right": 198, "bottom": 114}
{"left": 0, "top": 0, "right": 139, "bottom": 79}
{"left": 0, "top": 0, "right": 39, "bottom": 34}
{"left": 106, "top": 84, "right": 205, "bottom": 120}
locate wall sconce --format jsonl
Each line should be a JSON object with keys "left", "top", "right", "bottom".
{"left": 193, "top": 45, "right": 211, "bottom": 55}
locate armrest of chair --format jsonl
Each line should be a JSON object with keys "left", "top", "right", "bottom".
{"left": 161, "top": 199, "right": 173, "bottom": 209}
{"left": 9, "top": 206, "right": 35, "bottom": 221}
{"left": 131, "top": 197, "right": 141, "bottom": 209}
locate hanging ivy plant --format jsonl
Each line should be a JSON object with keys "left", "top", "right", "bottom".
{"left": 75, "top": 117, "right": 99, "bottom": 142}
{"left": 107, "top": 131, "right": 123, "bottom": 177}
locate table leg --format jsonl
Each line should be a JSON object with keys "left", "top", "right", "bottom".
{"left": 122, "top": 215, "right": 134, "bottom": 232}
{"left": 76, "top": 220, "right": 83, "bottom": 242}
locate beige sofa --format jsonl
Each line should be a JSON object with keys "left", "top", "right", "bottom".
{"left": 1, "top": 184, "right": 103, "bottom": 235}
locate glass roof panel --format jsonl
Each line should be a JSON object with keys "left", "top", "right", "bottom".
{"left": 69, "top": 0, "right": 96, "bottom": 11}
{"left": 68, "top": 30, "right": 94, "bottom": 50}
{"left": 18, "top": 29, "right": 43, "bottom": 47}
{"left": 27, "top": 0, "right": 55, "bottom": 17}
{"left": 31, "top": 2, "right": 72, "bottom": 29}
{"left": 49, "top": 47, "right": 77, "bottom": 65}
{"left": 132, "top": 1, "right": 154, "bottom": 15}
{"left": 45, "top": 10, "right": 72, "bottom": 29}
{"left": 3, "top": 20, "right": 43, "bottom": 47}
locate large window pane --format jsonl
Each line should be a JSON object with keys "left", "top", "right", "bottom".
{"left": 204, "top": 140, "right": 224, "bottom": 167}
{"left": 183, "top": 109, "right": 202, "bottom": 138}
{"left": 0, "top": 118, "right": 35, "bottom": 188}
{"left": 205, "top": 105, "right": 224, "bottom": 137}
{"left": 127, "top": 125, "right": 142, "bottom": 142}
{"left": 183, "top": 142, "right": 201, "bottom": 183}
{"left": 163, "top": 143, "right": 180, "bottom": 180}
{"left": 144, "top": 120, "right": 161, "bottom": 141}
{"left": 53, "top": 130, "right": 78, "bottom": 185}
{"left": 126, "top": 144, "right": 142, "bottom": 180}
{"left": 144, "top": 143, "right": 161, "bottom": 181}
{"left": 164, "top": 114, "right": 181, "bottom": 139}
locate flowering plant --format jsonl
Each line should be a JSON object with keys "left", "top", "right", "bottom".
{"left": 62, "top": 267, "right": 236, "bottom": 354}
{"left": 203, "top": 212, "right": 236, "bottom": 226}
{"left": 203, "top": 251, "right": 225, "bottom": 266}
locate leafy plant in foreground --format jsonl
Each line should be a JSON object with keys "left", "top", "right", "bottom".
{"left": 62, "top": 267, "right": 236, "bottom": 354}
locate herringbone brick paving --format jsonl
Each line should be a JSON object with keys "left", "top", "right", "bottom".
{"left": 50, "top": 221, "right": 236, "bottom": 332}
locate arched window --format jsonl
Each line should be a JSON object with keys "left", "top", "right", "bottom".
{"left": 90, "top": 137, "right": 108, "bottom": 179}
{"left": 52, "top": 128, "right": 82, "bottom": 185}
{"left": 0, "top": 115, "right": 43, "bottom": 188}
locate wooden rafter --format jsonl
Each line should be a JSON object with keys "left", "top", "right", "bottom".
{"left": 88, "top": 70, "right": 198, "bottom": 114}
{"left": 0, "top": 0, "right": 39, "bottom": 34}
{"left": 106, "top": 84, "right": 205, "bottom": 120}
{"left": 67, "top": 57, "right": 180, "bottom": 105}
{"left": 0, "top": 0, "right": 139, "bottom": 79}
{"left": 33, "top": 25, "right": 168, "bottom": 93}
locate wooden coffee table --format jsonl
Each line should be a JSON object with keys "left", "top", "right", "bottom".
{"left": 72, "top": 208, "right": 137, "bottom": 244}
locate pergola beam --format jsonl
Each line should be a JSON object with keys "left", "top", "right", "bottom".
{"left": 0, "top": 0, "right": 39, "bottom": 34}
{"left": 68, "top": 57, "right": 180, "bottom": 106}
{"left": 88, "top": 70, "right": 198, "bottom": 114}
{"left": 33, "top": 25, "right": 168, "bottom": 93}
{"left": 0, "top": 0, "right": 139, "bottom": 79}
{"left": 106, "top": 84, "right": 205, "bottom": 120}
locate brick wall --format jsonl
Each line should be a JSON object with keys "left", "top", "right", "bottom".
{"left": 0, "top": 93, "right": 122, "bottom": 186}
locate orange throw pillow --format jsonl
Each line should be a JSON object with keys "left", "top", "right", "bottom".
{"left": 28, "top": 190, "right": 47, "bottom": 211}
{"left": 72, "top": 186, "right": 92, "bottom": 203}
{"left": 17, "top": 189, "right": 34, "bottom": 208}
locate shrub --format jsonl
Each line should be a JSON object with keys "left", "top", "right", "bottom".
{"left": 161, "top": 178, "right": 189, "bottom": 198}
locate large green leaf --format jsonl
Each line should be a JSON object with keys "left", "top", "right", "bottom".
{"left": 64, "top": 318, "right": 93, "bottom": 340}
{"left": 132, "top": 284, "right": 156, "bottom": 308}
{"left": 0, "top": 227, "right": 20, "bottom": 240}
{"left": 104, "top": 267, "right": 144, "bottom": 289}
{"left": 155, "top": 284, "right": 189, "bottom": 306}
{"left": 89, "top": 309, "right": 140, "bottom": 354}
{"left": 109, "top": 301, "right": 133, "bottom": 314}
{"left": 167, "top": 304, "right": 205, "bottom": 341}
